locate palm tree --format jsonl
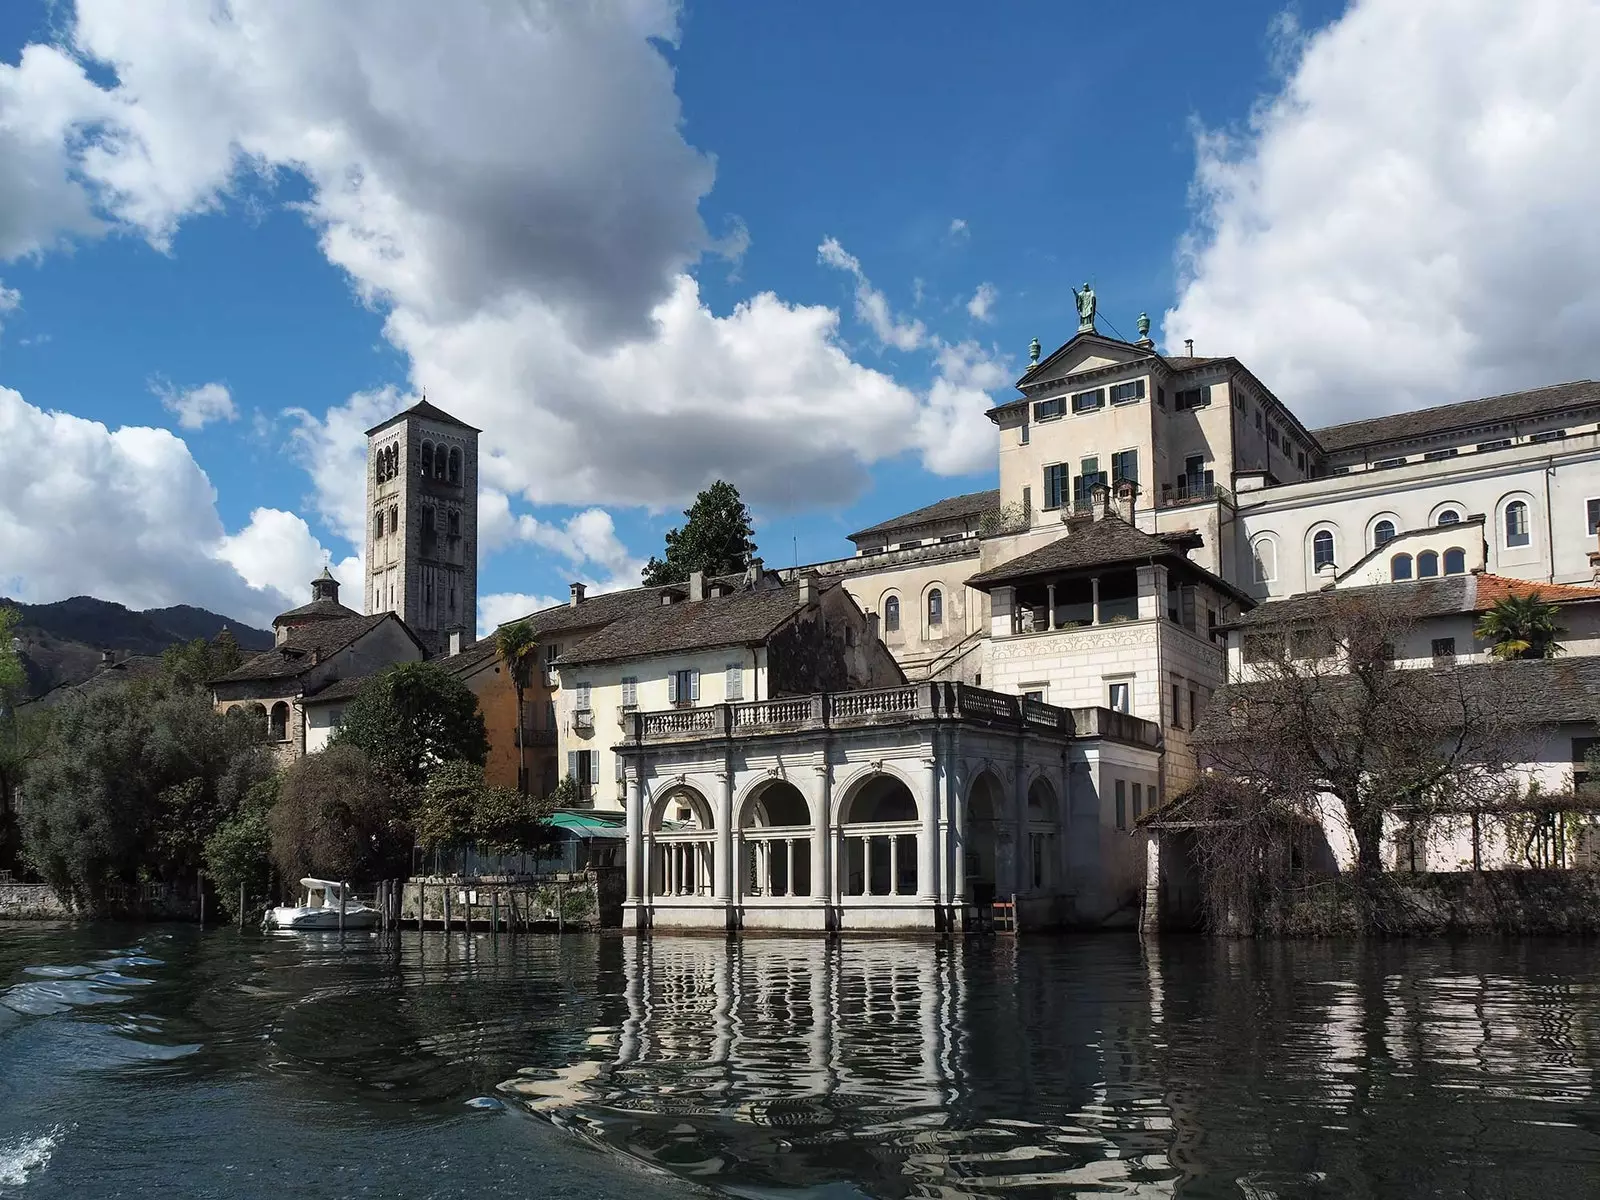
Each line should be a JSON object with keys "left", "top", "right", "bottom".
{"left": 494, "top": 620, "right": 539, "bottom": 793}
{"left": 1475, "top": 592, "right": 1565, "bottom": 660}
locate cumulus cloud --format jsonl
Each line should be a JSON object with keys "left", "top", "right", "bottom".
{"left": 818, "top": 236, "right": 927, "bottom": 351}
{"left": 947, "top": 218, "right": 969, "bottom": 240}
{"left": 1165, "top": 0, "right": 1600, "bottom": 425}
{"left": 966, "top": 282, "right": 998, "bottom": 323}
{"left": 0, "top": 385, "right": 341, "bottom": 626}
{"left": 154, "top": 379, "right": 237, "bottom": 430}
{"left": 477, "top": 591, "right": 565, "bottom": 638}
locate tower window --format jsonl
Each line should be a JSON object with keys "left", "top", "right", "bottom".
{"left": 448, "top": 510, "right": 461, "bottom": 537}
{"left": 434, "top": 442, "right": 448, "bottom": 479}
{"left": 374, "top": 510, "right": 384, "bottom": 539}
{"left": 448, "top": 446, "right": 461, "bottom": 484}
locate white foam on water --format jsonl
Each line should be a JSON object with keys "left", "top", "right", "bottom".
{"left": 0, "top": 1125, "right": 66, "bottom": 1190}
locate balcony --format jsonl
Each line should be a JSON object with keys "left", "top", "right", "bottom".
{"left": 572, "top": 709, "right": 594, "bottom": 732}
{"left": 1159, "top": 474, "right": 1226, "bottom": 508}
{"left": 514, "top": 725, "right": 557, "bottom": 748}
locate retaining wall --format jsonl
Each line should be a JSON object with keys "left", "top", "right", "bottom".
{"left": 1269, "top": 870, "right": 1600, "bottom": 936}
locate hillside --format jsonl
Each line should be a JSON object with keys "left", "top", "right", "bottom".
{"left": 3, "top": 595, "right": 273, "bottom": 700}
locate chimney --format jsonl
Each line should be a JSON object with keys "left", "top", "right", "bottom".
{"left": 569, "top": 581, "right": 586, "bottom": 608}
{"left": 100, "top": 648, "right": 114, "bottom": 668}
{"left": 797, "top": 575, "right": 816, "bottom": 607}
{"left": 1091, "top": 481, "right": 1111, "bottom": 522}
{"left": 1184, "top": 338, "right": 1195, "bottom": 357}
{"left": 448, "top": 630, "right": 462, "bottom": 656}
{"left": 1114, "top": 479, "right": 1137, "bottom": 524}
{"left": 689, "top": 570, "right": 705, "bottom": 602}
{"left": 310, "top": 647, "right": 321, "bottom": 666}
{"left": 745, "top": 557, "right": 764, "bottom": 589}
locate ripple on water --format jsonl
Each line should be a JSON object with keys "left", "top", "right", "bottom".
{"left": 0, "top": 1125, "right": 67, "bottom": 1190}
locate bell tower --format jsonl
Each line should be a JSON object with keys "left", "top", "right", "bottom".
{"left": 363, "top": 398, "right": 480, "bottom": 657}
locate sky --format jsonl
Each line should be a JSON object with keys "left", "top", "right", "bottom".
{"left": 3, "top": 0, "right": 1599, "bottom": 634}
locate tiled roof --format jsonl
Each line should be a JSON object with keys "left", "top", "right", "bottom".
{"left": 211, "top": 613, "right": 394, "bottom": 684}
{"left": 301, "top": 675, "right": 370, "bottom": 704}
{"left": 272, "top": 598, "right": 363, "bottom": 625}
{"left": 364, "top": 397, "right": 480, "bottom": 437}
{"left": 1224, "top": 574, "right": 1600, "bottom": 631}
{"left": 24, "top": 655, "right": 165, "bottom": 710}
{"left": 1475, "top": 575, "right": 1600, "bottom": 607}
{"left": 557, "top": 579, "right": 822, "bottom": 667}
{"left": 965, "top": 516, "right": 1204, "bottom": 588}
{"left": 1313, "top": 380, "right": 1600, "bottom": 455}
{"left": 849, "top": 489, "right": 1001, "bottom": 543}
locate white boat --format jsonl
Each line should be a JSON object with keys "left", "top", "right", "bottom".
{"left": 265, "top": 878, "right": 379, "bottom": 931}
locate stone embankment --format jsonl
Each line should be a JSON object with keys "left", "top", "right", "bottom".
{"left": 0, "top": 881, "right": 71, "bottom": 919}
{"left": 401, "top": 868, "right": 622, "bottom": 930}
{"left": 1271, "top": 870, "right": 1600, "bottom": 936}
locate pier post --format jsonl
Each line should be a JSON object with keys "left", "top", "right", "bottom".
{"left": 443, "top": 884, "right": 452, "bottom": 935}
{"left": 238, "top": 882, "right": 246, "bottom": 932}
{"left": 492, "top": 888, "right": 500, "bottom": 936}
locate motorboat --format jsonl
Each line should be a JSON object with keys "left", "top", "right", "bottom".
{"left": 265, "top": 878, "right": 379, "bottom": 931}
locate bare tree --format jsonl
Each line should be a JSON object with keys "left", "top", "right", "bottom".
{"left": 1195, "top": 590, "right": 1547, "bottom": 883}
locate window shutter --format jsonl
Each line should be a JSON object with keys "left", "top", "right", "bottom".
{"left": 690, "top": 669, "right": 701, "bottom": 701}
{"left": 725, "top": 665, "right": 742, "bottom": 701}
{"left": 589, "top": 753, "right": 600, "bottom": 784}
{"left": 615, "top": 753, "right": 625, "bottom": 782}
{"left": 667, "top": 672, "right": 679, "bottom": 703}
{"left": 567, "top": 750, "right": 577, "bottom": 780}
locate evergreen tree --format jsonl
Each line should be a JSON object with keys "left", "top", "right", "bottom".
{"left": 642, "top": 480, "right": 758, "bottom": 586}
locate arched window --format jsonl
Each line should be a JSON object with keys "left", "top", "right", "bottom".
{"left": 1443, "top": 547, "right": 1466, "bottom": 575}
{"left": 1251, "top": 536, "right": 1277, "bottom": 583}
{"left": 927, "top": 588, "right": 943, "bottom": 627}
{"left": 374, "top": 510, "right": 384, "bottom": 539}
{"left": 447, "top": 446, "right": 461, "bottom": 484}
{"left": 1312, "top": 530, "right": 1335, "bottom": 572}
{"left": 1417, "top": 550, "right": 1439, "bottom": 578}
{"left": 1390, "top": 554, "right": 1413, "bottom": 581}
{"left": 388, "top": 445, "right": 398, "bottom": 480}
{"left": 434, "top": 443, "right": 448, "bottom": 479}
{"left": 1437, "top": 509, "right": 1461, "bottom": 526}
{"left": 1505, "top": 500, "right": 1531, "bottom": 547}
{"left": 1374, "top": 520, "right": 1396, "bottom": 547}
{"left": 269, "top": 701, "right": 290, "bottom": 742}
{"left": 884, "top": 596, "right": 900, "bottom": 633}
{"left": 420, "top": 440, "right": 434, "bottom": 478}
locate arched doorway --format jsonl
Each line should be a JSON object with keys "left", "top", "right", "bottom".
{"left": 649, "top": 786, "right": 715, "bottom": 899}
{"left": 739, "top": 780, "right": 812, "bottom": 899}
{"left": 965, "top": 771, "right": 1003, "bottom": 906}
{"left": 840, "top": 773, "right": 919, "bottom": 898}
{"left": 1024, "top": 776, "right": 1059, "bottom": 894}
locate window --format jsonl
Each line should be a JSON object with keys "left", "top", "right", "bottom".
{"left": 1313, "top": 529, "right": 1335, "bottom": 572}
{"left": 884, "top": 596, "right": 900, "bottom": 632}
{"left": 566, "top": 750, "right": 599, "bottom": 789}
{"left": 1297, "top": 450, "right": 1307, "bottom": 471}
{"left": 1021, "top": 487, "right": 1032, "bottom": 519}
{"left": 1390, "top": 553, "right": 1413, "bottom": 581}
{"left": 1170, "top": 682, "right": 1183, "bottom": 730}
{"left": 1588, "top": 498, "right": 1600, "bottom": 536}
{"left": 1417, "top": 550, "right": 1440, "bottom": 577}
{"left": 433, "top": 443, "right": 448, "bottom": 479}
{"left": 1158, "top": 386, "right": 1167, "bottom": 409}
{"left": 1071, "top": 388, "right": 1105, "bottom": 413}
{"left": 1110, "top": 380, "right": 1145, "bottom": 404}
{"left": 420, "top": 440, "right": 433, "bottom": 477}
{"left": 1505, "top": 500, "right": 1531, "bottom": 547}
{"left": 667, "top": 669, "right": 700, "bottom": 704}
{"left": 615, "top": 753, "right": 625, "bottom": 783}
{"left": 447, "top": 510, "right": 460, "bottom": 537}
{"left": 1115, "top": 780, "right": 1127, "bottom": 831}
{"left": 1233, "top": 391, "right": 1243, "bottom": 411}
{"left": 1189, "top": 686, "right": 1199, "bottom": 729}
{"left": 1043, "top": 463, "right": 1067, "bottom": 510}
{"left": 1444, "top": 547, "right": 1467, "bottom": 575}
{"left": 543, "top": 643, "right": 560, "bottom": 669}
{"left": 574, "top": 682, "right": 592, "bottom": 713}
{"left": 1020, "top": 417, "right": 1029, "bottom": 445}
{"left": 1132, "top": 782, "right": 1143, "bottom": 821}
{"left": 269, "top": 702, "right": 290, "bottom": 742}
{"left": 1034, "top": 396, "right": 1064, "bottom": 420}
{"left": 621, "top": 676, "right": 638, "bottom": 709}
{"left": 1174, "top": 385, "right": 1211, "bottom": 410}
{"left": 1073, "top": 458, "right": 1106, "bottom": 509}
{"left": 374, "top": 510, "right": 384, "bottom": 538}
{"left": 1374, "top": 520, "right": 1396, "bottom": 547}
{"left": 1530, "top": 429, "right": 1567, "bottom": 444}
{"left": 927, "top": 589, "right": 943, "bottom": 627}
{"left": 1477, "top": 438, "right": 1513, "bottom": 452}
{"left": 1255, "top": 408, "right": 1264, "bottom": 431}
{"left": 1267, "top": 425, "right": 1278, "bottom": 449}
{"left": 388, "top": 504, "right": 398, "bottom": 532}
{"left": 1111, "top": 449, "right": 1139, "bottom": 485}
{"left": 448, "top": 446, "right": 461, "bottom": 483}
{"left": 1437, "top": 509, "right": 1461, "bottom": 525}
{"left": 1432, "top": 637, "right": 1456, "bottom": 663}
{"left": 1373, "top": 457, "right": 1407, "bottom": 470}
{"left": 1251, "top": 536, "right": 1277, "bottom": 583}
{"left": 1108, "top": 680, "right": 1131, "bottom": 713}
{"left": 1423, "top": 448, "right": 1458, "bottom": 462}
{"left": 725, "top": 664, "right": 744, "bottom": 701}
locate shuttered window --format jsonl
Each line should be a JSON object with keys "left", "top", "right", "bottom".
{"left": 725, "top": 664, "right": 744, "bottom": 701}
{"left": 620, "top": 676, "right": 638, "bottom": 708}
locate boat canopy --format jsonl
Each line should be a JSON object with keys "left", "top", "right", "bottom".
{"left": 299, "top": 878, "right": 348, "bottom": 893}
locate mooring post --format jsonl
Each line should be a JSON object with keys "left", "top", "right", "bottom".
{"left": 443, "top": 884, "right": 452, "bottom": 936}
{"left": 492, "top": 888, "right": 500, "bottom": 936}
{"left": 198, "top": 871, "right": 206, "bottom": 927}
{"left": 557, "top": 881, "right": 565, "bottom": 934}
{"left": 238, "top": 881, "right": 246, "bottom": 932}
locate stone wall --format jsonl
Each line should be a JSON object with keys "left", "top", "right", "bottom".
{"left": 401, "top": 868, "right": 620, "bottom": 929}
{"left": 0, "top": 881, "right": 71, "bottom": 919}
{"left": 1267, "top": 870, "right": 1600, "bottom": 936}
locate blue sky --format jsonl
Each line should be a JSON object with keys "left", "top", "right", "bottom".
{"left": 2, "top": 0, "right": 1596, "bottom": 631}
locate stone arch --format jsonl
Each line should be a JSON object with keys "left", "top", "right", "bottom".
{"left": 447, "top": 446, "right": 461, "bottom": 484}
{"left": 268, "top": 701, "right": 290, "bottom": 742}
{"left": 737, "top": 777, "right": 813, "bottom": 828}
{"left": 420, "top": 439, "right": 434, "bottom": 478}
{"left": 837, "top": 768, "right": 920, "bottom": 824}
{"left": 433, "top": 442, "right": 448, "bottom": 480}
{"left": 1367, "top": 512, "right": 1401, "bottom": 550}
{"left": 964, "top": 768, "right": 1005, "bottom": 905}
{"left": 648, "top": 782, "right": 715, "bottom": 832}
{"left": 1430, "top": 501, "right": 1465, "bottom": 527}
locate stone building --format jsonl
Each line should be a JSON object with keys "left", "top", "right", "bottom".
{"left": 364, "top": 398, "right": 479, "bottom": 657}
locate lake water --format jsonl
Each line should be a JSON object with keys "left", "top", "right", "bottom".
{"left": 1, "top": 924, "right": 1598, "bottom": 1199}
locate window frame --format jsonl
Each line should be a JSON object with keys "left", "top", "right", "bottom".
{"left": 1174, "top": 385, "right": 1211, "bottom": 411}
{"left": 1505, "top": 500, "right": 1532, "bottom": 548}
{"left": 883, "top": 595, "right": 900, "bottom": 633}
{"left": 1071, "top": 387, "right": 1105, "bottom": 414}
{"left": 926, "top": 588, "right": 944, "bottom": 628}
{"left": 1443, "top": 547, "right": 1467, "bottom": 575}
{"left": 1033, "top": 396, "right": 1064, "bottom": 421}
{"left": 1312, "top": 529, "right": 1336, "bottom": 572}
{"left": 1107, "top": 680, "right": 1131, "bottom": 713}
{"left": 1111, "top": 448, "right": 1139, "bottom": 486}
{"left": 1109, "top": 379, "right": 1145, "bottom": 405}
{"left": 1373, "top": 519, "right": 1397, "bottom": 548}
{"left": 1042, "top": 463, "right": 1067, "bottom": 511}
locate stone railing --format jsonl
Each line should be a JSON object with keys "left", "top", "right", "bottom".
{"left": 627, "top": 682, "right": 1075, "bottom": 744}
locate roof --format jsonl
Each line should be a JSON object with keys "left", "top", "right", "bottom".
{"left": 1223, "top": 574, "right": 1600, "bottom": 631}
{"left": 364, "top": 397, "right": 480, "bottom": 437}
{"left": 848, "top": 489, "right": 1001, "bottom": 543}
{"left": 549, "top": 810, "right": 627, "bottom": 839}
{"left": 964, "top": 515, "right": 1207, "bottom": 589}
{"left": 300, "top": 675, "right": 370, "bottom": 704}
{"left": 1313, "top": 380, "right": 1600, "bottom": 455}
{"left": 211, "top": 613, "right": 398, "bottom": 684}
{"left": 23, "top": 654, "right": 165, "bottom": 710}
{"left": 557, "top": 579, "right": 823, "bottom": 667}
{"left": 271, "top": 598, "right": 363, "bottom": 625}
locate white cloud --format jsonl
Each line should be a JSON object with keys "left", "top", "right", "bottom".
{"left": 915, "top": 340, "right": 1009, "bottom": 475}
{"left": 0, "top": 281, "right": 18, "bottom": 331}
{"left": 477, "top": 591, "right": 563, "bottom": 639}
{"left": 817, "top": 235, "right": 927, "bottom": 352}
{"left": 947, "top": 218, "right": 968, "bottom": 240}
{"left": 154, "top": 379, "right": 237, "bottom": 430}
{"left": 0, "top": 384, "right": 340, "bottom": 626}
{"left": 966, "top": 282, "right": 998, "bottom": 323}
{"left": 1165, "top": 0, "right": 1600, "bottom": 425}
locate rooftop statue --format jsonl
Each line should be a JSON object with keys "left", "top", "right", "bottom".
{"left": 1073, "top": 282, "right": 1096, "bottom": 332}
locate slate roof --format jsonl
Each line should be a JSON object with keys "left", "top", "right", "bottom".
{"left": 1313, "top": 380, "right": 1600, "bottom": 455}
{"left": 557, "top": 579, "right": 826, "bottom": 667}
{"left": 364, "top": 397, "right": 481, "bottom": 437}
{"left": 211, "top": 613, "right": 395, "bottom": 684}
{"left": 964, "top": 516, "right": 1208, "bottom": 589}
{"left": 272, "top": 598, "right": 363, "bottom": 625}
{"left": 24, "top": 654, "right": 165, "bottom": 710}
{"left": 301, "top": 675, "right": 370, "bottom": 704}
{"left": 1222, "top": 574, "right": 1600, "bottom": 631}
{"left": 848, "top": 489, "right": 1001, "bottom": 543}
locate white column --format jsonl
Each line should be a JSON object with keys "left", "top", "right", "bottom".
{"left": 887, "top": 835, "right": 897, "bottom": 896}
{"left": 626, "top": 769, "right": 644, "bottom": 902}
{"left": 920, "top": 753, "right": 940, "bottom": 901}
{"left": 1013, "top": 758, "right": 1029, "bottom": 896}
{"left": 716, "top": 769, "right": 734, "bottom": 903}
{"left": 812, "top": 764, "right": 832, "bottom": 907}
{"left": 785, "top": 839, "right": 795, "bottom": 898}
{"left": 1046, "top": 583, "right": 1056, "bottom": 631}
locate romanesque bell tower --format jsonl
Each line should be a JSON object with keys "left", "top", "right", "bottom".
{"left": 363, "top": 398, "right": 479, "bottom": 657}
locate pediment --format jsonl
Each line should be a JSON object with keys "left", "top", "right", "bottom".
{"left": 1018, "top": 331, "right": 1150, "bottom": 390}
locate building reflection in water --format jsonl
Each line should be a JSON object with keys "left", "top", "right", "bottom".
{"left": 503, "top": 935, "right": 1179, "bottom": 1198}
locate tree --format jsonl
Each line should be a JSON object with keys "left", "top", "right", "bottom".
{"left": 160, "top": 630, "right": 245, "bottom": 693}
{"left": 268, "top": 744, "right": 408, "bottom": 887}
{"left": 0, "top": 606, "right": 36, "bottom": 872}
{"left": 414, "top": 760, "right": 556, "bottom": 855}
{"left": 1475, "top": 592, "right": 1566, "bottom": 660}
{"left": 203, "top": 775, "right": 280, "bottom": 920}
{"left": 1199, "top": 592, "right": 1543, "bottom": 883}
{"left": 332, "top": 662, "right": 488, "bottom": 789}
{"left": 642, "top": 480, "right": 757, "bottom": 586}
{"left": 494, "top": 619, "right": 539, "bottom": 793}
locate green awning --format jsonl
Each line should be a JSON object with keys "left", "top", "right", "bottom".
{"left": 549, "top": 810, "right": 628, "bottom": 838}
